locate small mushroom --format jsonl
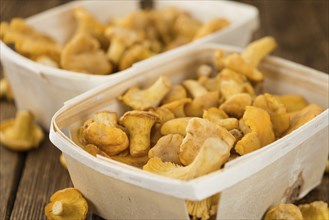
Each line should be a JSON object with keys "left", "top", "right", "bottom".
{"left": 198, "top": 75, "right": 221, "bottom": 92}
{"left": 161, "top": 84, "right": 187, "bottom": 105}
{"left": 153, "top": 107, "right": 175, "bottom": 124}
{"left": 45, "top": 188, "right": 88, "bottom": 220}
{"left": 144, "top": 137, "right": 231, "bottom": 179}
{"left": 80, "top": 111, "right": 129, "bottom": 155}
{"left": 213, "top": 49, "right": 225, "bottom": 70}
{"left": 218, "top": 68, "right": 255, "bottom": 100}
{"left": 72, "top": 6, "right": 108, "bottom": 49}
{"left": 275, "top": 94, "right": 308, "bottom": 113}
{"left": 220, "top": 93, "right": 253, "bottom": 118}
{"left": 183, "top": 80, "right": 208, "bottom": 98}
{"left": 160, "top": 98, "right": 192, "bottom": 117}
{"left": 59, "top": 153, "right": 67, "bottom": 170}
{"left": 224, "top": 53, "right": 264, "bottom": 82}
{"left": 105, "top": 26, "right": 144, "bottom": 64}
{"left": 3, "top": 18, "right": 61, "bottom": 62}
{"left": 185, "top": 91, "right": 220, "bottom": 117}
{"left": 253, "top": 93, "right": 290, "bottom": 137}
{"left": 119, "top": 44, "right": 154, "bottom": 70}
{"left": 203, "top": 107, "right": 229, "bottom": 120}
{"left": 179, "top": 118, "right": 235, "bottom": 165}
{"left": 60, "top": 33, "right": 112, "bottom": 75}
{"left": 148, "top": 134, "right": 183, "bottom": 164}
{"left": 160, "top": 117, "right": 193, "bottom": 136}
{"left": 194, "top": 18, "right": 230, "bottom": 40}
{"left": 241, "top": 36, "right": 277, "bottom": 66}
{"left": 109, "top": 154, "right": 149, "bottom": 168}
{"left": 235, "top": 106, "right": 275, "bottom": 155}
{"left": 35, "top": 56, "right": 59, "bottom": 68}
{"left": 197, "top": 64, "right": 214, "bottom": 78}
{"left": 0, "top": 111, "right": 44, "bottom": 151}
{"left": 284, "top": 104, "right": 324, "bottom": 135}
{"left": 174, "top": 13, "right": 202, "bottom": 39}
{"left": 186, "top": 194, "right": 219, "bottom": 220}
{"left": 264, "top": 204, "right": 303, "bottom": 220}
{"left": 0, "top": 76, "right": 14, "bottom": 101}
{"left": 119, "top": 110, "right": 159, "bottom": 157}
{"left": 119, "top": 76, "right": 172, "bottom": 110}
{"left": 299, "top": 201, "right": 329, "bottom": 220}
{"left": 82, "top": 144, "right": 110, "bottom": 158}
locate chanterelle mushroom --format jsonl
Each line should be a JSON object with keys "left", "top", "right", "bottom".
{"left": 179, "top": 118, "right": 235, "bottom": 165}
{"left": 284, "top": 104, "right": 324, "bottom": 135}
{"left": 194, "top": 18, "right": 229, "bottom": 40}
{"left": 105, "top": 26, "right": 144, "bottom": 64}
{"left": 72, "top": 6, "right": 108, "bottom": 49}
{"left": 235, "top": 106, "right": 275, "bottom": 155}
{"left": 120, "top": 110, "right": 159, "bottom": 157}
{"left": 0, "top": 76, "right": 14, "bottom": 101}
{"left": 80, "top": 111, "right": 129, "bottom": 155}
{"left": 264, "top": 204, "right": 303, "bottom": 220}
{"left": 220, "top": 93, "right": 252, "bottom": 118}
{"left": 2, "top": 18, "right": 61, "bottom": 62}
{"left": 144, "top": 137, "right": 230, "bottom": 179}
{"left": 253, "top": 93, "right": 290, "bottom": 138}
{"left": 160, "top": 117, "right": 193, "bottom": 136}
{"left": 60, "top": 33, "right": 112, "bottom": 75}
{"left": 299, "top": 201, "right": 329, "bottom": 220}
{"left": 119, "top": 76, "right": 172, "bottom": 110}
{"left": 275, "top": 94, "right": 308, "bottom": 113}
{"left": 144, "top": 137, "right": 230, "bottom": 220}
{"left": 45, "top": 188, "right": 88, "bottom": 220}
{"left": 0, "top": 111, "right": 44, "bottom": 151}
{"left": 148, "top": 134, "right": 183, "bottom": 164}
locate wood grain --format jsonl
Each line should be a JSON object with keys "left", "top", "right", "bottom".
{"left": 0, "top": 0, "right": 328, "bottom": 219}
{"left": 0, "top": 103, "right": 24, "bottom": 220}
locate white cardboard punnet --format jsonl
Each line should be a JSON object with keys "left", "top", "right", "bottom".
{"left": 0, "top": 0, "right": 258, "bottom": 129}
{"left": 50, "top": 44, "right": 329, "bottom": 219}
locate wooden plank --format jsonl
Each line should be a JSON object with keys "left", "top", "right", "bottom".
{"left": 258, "top": 0, "right": 328, "bottom": 72}
{"left": 9, "top": 137, "right": 72, "bottom": 220}
{"left": 0, "top": 101, "right": 24, "bottom": 220}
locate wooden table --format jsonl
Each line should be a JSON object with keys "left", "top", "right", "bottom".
{"left": 0, "top": 0, "right": 328, "bottom": 219}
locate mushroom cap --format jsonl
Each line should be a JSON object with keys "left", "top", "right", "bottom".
{"left": 194, "top": 18, "right": 229, "bottom": 40}
{"left": 60, "top": 33, "right": 112, "bottom": 75}
{"left": 253, "top": 93, "right": 290, "bottom": 137}
{"left": 185, "top": 91, "right": 220, "bottom": 117}
{"left": 45, "top": 188, "right": 88, "bottom": 220}
{"left": 275, "top": 94, "right": 308, "bottom": 113}
{"left": 120, "top": 110, "right": 160, "bottom": 126}
{"left": 0, "top": 119, "right": 44, "bottom": 151}
{"left": 225, "top": 53, "right": 264, "bottom": 82}
{"left": 235, "top": 106, "right": 275, "bottom": 155}
{"left": 148, "top": 134, "right": 183, "bottom": 164}
{"left": 161, "top": 84, "right": 187, "bottom": 105}
{"left": 82, "top": 122, "right": 129, "bottom": 156}
{"left": 220, "top": 93, "right": 252, "bottom": 118}
{"left": 179, "top": 118, "right": 235, "bottom": 165}
{"left": 298, "top": 201, "right": 329, "bottom": 220}
{"left": 264, "top": 204, "right": 303, "bottom": 220}
{"left": 160, "top": 117, "right": 193, "bottom": 136}
{"left": 144, "top": 137, "right": 231, "bottom": 180}
{"left": 284, "top": 104, "right": 323, "bottom": 135}
{"left": 160, "top": 98, "right": 192, "bottom": 117}
{"left": 119, "top": 76, "right": 172, "bottom": 110}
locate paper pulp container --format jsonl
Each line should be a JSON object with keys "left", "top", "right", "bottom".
{"left": 50, "top": 44, "right": 329, "bottom": 219}
{"left": 0, "top": 0, "right": 259, "bottom": 129}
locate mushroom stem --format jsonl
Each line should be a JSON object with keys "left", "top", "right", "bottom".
{"left": 52, "top": 201, "right": 64, "bottom": 216}
{"left": 8, "top": 111, "right": 34, "bottom": 141}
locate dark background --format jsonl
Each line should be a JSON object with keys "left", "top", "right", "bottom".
{"left": 0, "top": 1, "right": 328, "bottom": 219}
